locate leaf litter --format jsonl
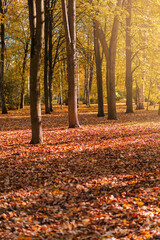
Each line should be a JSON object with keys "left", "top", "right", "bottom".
{"left": 0, "top": 105, "right": 160, "bottom": 239}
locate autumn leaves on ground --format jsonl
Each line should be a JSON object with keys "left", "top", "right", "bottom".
{"left": 0, "top": 104, "right": 160, "bottom": 240}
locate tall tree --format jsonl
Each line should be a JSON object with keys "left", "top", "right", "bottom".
{"left": 48, "top": 0, "right": 54, "bottom": 112}
{"left": 83, "top": 59, "right": 90, "bottom": 106}
{"left": 44, "top": 0, "right": 50, "bottom": 114}
{"left": 83, "top": 53, "right": 94, "bottom": 107}
{"left": 61, "top": 0, "right": 80, "bottom": 127}
{"left": 48, "top": 0, "right": 59, "bottom": 112}
{"left": 125, "top": 0, "right": 133, "bottom": 113}
{"left": 94, "top": 25, "right": 105, "bottom": 117}
{"left": 95, "top": 0, "right": 124, "bottom": 120}
{"left": 0, "top": 0, "right": 7, "bottom": 114}
{"left": 20, "top": 40, "right": 29, "bottom": 109}
{"left": 28, "top": 0, "right": 44, "bottom": 144}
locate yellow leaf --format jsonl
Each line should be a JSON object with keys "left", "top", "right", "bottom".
{"left": 138, "top": 201, "right": 144, "bottom": 207}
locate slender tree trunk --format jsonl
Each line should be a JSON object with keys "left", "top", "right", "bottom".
{"left": 44, "top": 0, "right": 50, "bottom": 114}
{"left": 59, "top": 57, "right": 63, "bottom": 108}
{"left": 125, "top": 0, "right": 133, "bottom": 113}
{"left": 20, "top": 40, "right": 29, "bottom": 109}
{"left": 83, "top": 57, "right": 93, "bottom": 107}
{"left": 135, "top": 81, "right": 139, "bottom": 107}
{"left": 48, "top": 0, "right": 58, "bottom": 111}
{"left": 146, "top": 88, "right": 150, "bottom": 111}
{"left": 28, "top": 0, "right": 44, "bottom": 144}
{"left": 140, "top": 82, "right": 144, "bottom": 109}
{"left": 49, "top": 5, "right": 53, "bottom": 112}
{"left": 88, "top": 54, "right": 94, "bottom": 106}
{"left": 85, "top": 62, "right": 90, "bottom": 107}
{"left": 87, "top": 72, "right": 90, "bottom": 107}
{"left": 158, "top": 103, "right": 160, "bottom": 115}
{"left": 107, "top": 53, "right": 117, "bottom": 120}
{"left": 89, "top": 55, "right": 94, "bottom": 94}
{"left": 61, "top": 0, "right": 80, "bottom": 127}
{"left": 136, "top": 83, "right": 144, "bottom": 110}
{"left": 94, "top": 26, "right": 104, "bottom": 117}
{"left": 146, "top": 79, "right": 152, "bottom": 111}
{"left": 83, "top": 63, "right": 87, "bottom": 105}
{"left": 0, "top": 0, "right": 7, "bottom": 114}
{"left": 83, "top": 68, "right": 87, "bottom": 104}
{"left": 77, "top": 57, "right": 79, "bottom": 107}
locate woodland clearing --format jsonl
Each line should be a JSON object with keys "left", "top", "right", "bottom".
{"left": 0, "top": 104, "right": 160, "bottom": 240}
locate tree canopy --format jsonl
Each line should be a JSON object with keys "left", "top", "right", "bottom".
{"left": 0, "top": 0, "right": 160, "bottom": 121}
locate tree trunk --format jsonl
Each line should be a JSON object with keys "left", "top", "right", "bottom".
{"left": 48, "top": 0, "right": 58, "bottom": 112}
{"left": 158, "top": 103, "right": 160, "bottom": 115}
{"left": 28, "top": 0, "right": 44, "bottom": 144}
{"left": 44, "top": 0, "right": 50, "bottom": 114}
{"left": 94, "top": 26, "right": 104, "bottom": 117}
{"left": 140, "top": 82, "right": 144, "bottom": 109}
{"left": 77, "top": 57, "right": 79, "bottom": 107}
{"left": 83, "top": 65, "right": 87, "bottom": 104}
{"left": 136, "top": 82, "right": 144, "bottom": 110}
{"left": 20, "top": 40, "right": 29, "bottom": 109}
{"left": 0, "top": 0, "right": 7, "bottom": 114}
{"left": 83, "top": 55, "right": 93, "bottom": 107}
{"left": 84, "top": 62, "right": 90, "bottom": 106}
{"left": 146, "top": 79, "right": 152, "bottom": 111}
{"left": 89, "top": 55, "right": 94, "bottom": 94}
{"left": 106, "top": 53, "right": 117, "bottom": 120}
{"left": 125, "top": 0, "right": 133, "bottom": 113}
{"left": 59, "top": 57, "right": 63, "bottom": 108}
{"left": 94, "top": 0, "right": 123, "bottom": 120}
{"left": 48, "top": 4, "right": 53, "bottom": 112}
{"left": 61, "top": 0, "right": 80, "bottom": 127}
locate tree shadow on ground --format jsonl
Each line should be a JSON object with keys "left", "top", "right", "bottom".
{"left": 0, "top": 135, "right": 160, "bottom": 193}
{"left": 0, "top": 106, "right": 160, "bottom": 131}
{"left": 0, "top": 142, "right": 160, "bottom": 239}
{"left": 0, "top": 105, "right": 160, "bottom": 238}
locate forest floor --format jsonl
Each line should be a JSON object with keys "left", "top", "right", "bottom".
{"left": 0, "top": 103, "right": 160, "bottom": 240}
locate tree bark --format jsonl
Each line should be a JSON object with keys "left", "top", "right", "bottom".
{"left": 48, "top": 3, "right": 53, "bottom": 112}
{"left": 125, "top": 0, "right": 133, "bottom": 113}
{"left": 28, "top": 0, "right": 44, "bottom": 144}
{"left": 44, "top": 0, "right": 50, "bottom": 114}
{"left": 59, "top": 57, "right": 63, "bottom": 108}
{"left": 94, "top": 25, "right": 105, "bottom": 117}
{"left": 0, "top": 0, "right": 7, "bottom": 114}
{"left": 89, "top": 55, "right": 94, "bottom": 94}
{"left": 106, "top": 54, "right": 117, "bottom": 120}
{"left": 83, "top": 67, "right": 87, "bottom": 104}
{"left": 146, "top": 79, "right": 152, "bottom": 111}
{"left": 94, "top": 0, "right": 123, "bottom": 120}
{"left": 20, "top": 40, "right": 29, "bottom": 109}
{"left": 61, "top": 0, "right": 80, "bottom": 127}
{"left": 136, "top": 82, "right": 144, "bottom": 110}
{"left": 84, "top": 62, "right": 90, "bottom": 106}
